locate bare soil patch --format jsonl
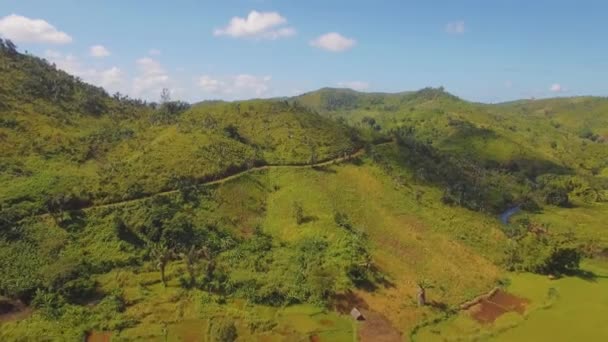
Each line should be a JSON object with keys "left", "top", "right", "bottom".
{"left": 331, "top": 291, "right": 369, "bottom": 314}
{"left": 468, "top": 289, "right": 528, "bottom": 324}
{"left": 330, "top": 291, "right": 400, "bottom": 342}
{"left": 357, "top": 309, "right": 402, "bottom": 342}
{"left": 489, "top": 289, "right": 528, "bottom": 314}
{"left": 86, "top": 331, "right": 112, "bottom": 342}
{"left": 319, "top": 319, "right": 334, "bottom": 327}
{"left": 309, "top": 334, "right": 320, "bottom": 342}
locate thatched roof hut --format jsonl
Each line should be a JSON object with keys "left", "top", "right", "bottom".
{"left": 350, "top": 307, "right": 365, "bottom": 321}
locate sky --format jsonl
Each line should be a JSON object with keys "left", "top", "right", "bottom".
{"left": 0, "top": 0, "right": 606, "bottom": 103}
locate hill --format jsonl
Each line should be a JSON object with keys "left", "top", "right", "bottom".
{"left": 295, "top": 88, "right": 608, "bottom": 212}
{"left": 0, "top": 47, "right": 358, "bottom": 222}
{"left": 1, "top": 43, "right": 608, "bottom": 341}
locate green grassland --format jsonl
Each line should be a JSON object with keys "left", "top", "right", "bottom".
{"left": 413, "top": 259, "right": 608, "bottom": 341}
{"left": 1, "top": 43, "right": 608, "bottom": 341}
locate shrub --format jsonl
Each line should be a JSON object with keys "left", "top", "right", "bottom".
{"left": 544, "top": 187, "right": 570, "bottom": 207}
{"left": 60, "top": 278, "right": 98, "bottom": 304}
{"left": 293, "top": 201, "right": 304, "bottom": 225}
{"left": 503, "top": 231, "right": 582, "bottom": 275}
{"left": 333, "top": 211, "right": 352, "bottom": 230}
{"left": 209, "top": 319, "right": 238, "bottom": 342}
{"left": 32, "top": 289, "right": 67, "bottom": 319}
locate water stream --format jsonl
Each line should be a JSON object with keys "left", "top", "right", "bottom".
{"left": 499, "top": 206, "right": 521, "bottom": 225}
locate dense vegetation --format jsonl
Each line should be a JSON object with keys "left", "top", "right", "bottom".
{"left": 1, "top": 43, "right": 607, "bottom": 341}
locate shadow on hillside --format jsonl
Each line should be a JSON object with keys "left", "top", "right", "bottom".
{"left": 503, "top": 158, "right": 572, "bottom": 178}
{"left": 428, "top": 300, "right": 450, "bottom": 312}
{"left": 568, "top": 269, "right": 608, "bottom": 282}
{"left": 353, "top": 264, "right": 395, "bottom": 292}
{"left": 58, "top": 210, "right": 87, "bottom": 231}
{"left": 299, "top": 215, "right": 318, "bottom": 224}
{"left": 387, "top": 128, "right": 574, "bottom": 213}
{"left": 311, "top": 165, "right": 337, "bottom": 174}
{"left": 346, "top": 157, "right": 364, "bottom": 166}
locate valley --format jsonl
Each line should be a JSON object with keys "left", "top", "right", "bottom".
{"left": 1, "top": 40, "right": 607, "bottom": 341}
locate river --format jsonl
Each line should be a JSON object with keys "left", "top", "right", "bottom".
{"left": 499, "top": 206, "right": 521, "bottom": 225}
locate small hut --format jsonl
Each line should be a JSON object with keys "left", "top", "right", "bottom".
{"left": 350, "top": 307, "right": 365, "bottom": 321}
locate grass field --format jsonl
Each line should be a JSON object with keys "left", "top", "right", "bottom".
{"left": 413, "top": 259, "right": 608, "bottom": 341}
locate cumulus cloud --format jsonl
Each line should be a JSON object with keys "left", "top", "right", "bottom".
{"left": 149, "top": 48, "right": 161, "bottom": 56}
{"left": 214, "top": 11, "right": 295, "bottom": 40}
{"left": 44, "top": 50, "right": 123, "bottom": 90}
{"left": 337, "top": 81, "right": 369, "bottom": 91}
{"left": 310, "top": 32, "right": 356, "bottom": 52}
{"left": 550, "top": 83, "right": 565, "bottom": 93}
{"left": 199, "top": 76, "right": 223, "bottom": 93}
{"left": 0, "top": 14, "right": 72, "bottom": 44}
{"left": 90, "top": 44, "right": 110, "bottom": 57}
{"left": 198, "top": 74, "right": 272, "bottom": 99}
{"left": 445, "top": 21, "right": 466, "bottom": 35}
{"left": 133, "top": 57, "right": 170, "bottom": 97}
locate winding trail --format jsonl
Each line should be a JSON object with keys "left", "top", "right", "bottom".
{"left": 50, "top": 140, "right": 394, "bottom": 215}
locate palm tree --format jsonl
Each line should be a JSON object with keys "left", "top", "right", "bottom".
{"left": 180, "top": 245, "right": 208, "bottom": 287}
{"left": 149, "top": 242, "right": 174, "bottom": 288}
{"left": 416, "top": 280, "right": 433, "bottom": 306}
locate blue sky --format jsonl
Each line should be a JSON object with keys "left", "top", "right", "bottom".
{"left": 0, "top": 0, "right": 606, "bottom": 103}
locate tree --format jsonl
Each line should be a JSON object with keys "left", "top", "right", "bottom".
{"left": 179, "top": 245, "right": 208, "bottom": 288}
{"left": 149, "top": 242, "right": 174, "bottom": 287}
{"left": 293, "top": 201, "right": 304, "bottom": 225}
{"left": 160, "top": 88, "right": 171, "bottom": 103}
{"left": 210, "top": 320, "right": 237, "bottom": 342}
{"left": 416, "top": 280, "right": 433, "bottom": 306}
{"left": 309, "top": 144, "right": 318, "bottom": 165}
{"left": 544, "top": 186, "right": 570, "bottom": 207}
{"left": 416, "top": 283, "right": 426, "bottom": 306}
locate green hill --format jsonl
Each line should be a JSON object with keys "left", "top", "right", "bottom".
{"left": 1, "top": 44, "right": 608, "bottom": 341}
{"left": 0, "top": 48, "right": 358, "bottom": 222}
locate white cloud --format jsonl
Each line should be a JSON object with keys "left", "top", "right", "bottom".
{"left": 337, "top": 81, "right": 369, "bottom": 91}
{"left": 310, "top": 32, "right": 356, "bottom": 52}
{"left": 97, "top": 67, "right": 123, "bottom": 88}
{"left": 199, "top": 75, "right": 223, "bottom": 93}
{"left": 0, "top": 14, "right": 72, "bottom": 44}
{"left": 90, "top": 44, "right": 110, "bottom": 57}
{"left": 149, "top": 48, "right": 161, "bottom": 56}
{"left": 445, "top": 21, "right": 466, "bottom": 35}
{"left": 198, "top": 74, "right": 272, "bottom": 99}
{"left": 213, "top": 10, "right": 295, "bottom": 39}
{"left": 133, "top": 57, "right": 170, "bottom": 97}
{"left": 44, "top": 49, "right": 62, "bottom": 59}
{"left": 44, "top": 50, "right": 124, "bottom": 90}
{"left": 234, "top": 74, "right": 272, "bottom": 95}
{"left": 550, "top": 83, "right": 565, "bottom": 93}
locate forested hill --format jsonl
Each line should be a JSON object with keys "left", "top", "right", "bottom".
{"left": 0, "top": 44, "right": 358, "bottom": 220}
{"left": 293, "top": 87, "right": 608, "bottom": 213}
{"left": 2, "top": 41, "right": 608, "bottom": 341}
{"left": 295, "top": 86, "right": 608, "bottom": 181}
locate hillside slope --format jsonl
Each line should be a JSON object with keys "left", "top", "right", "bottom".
{"left": 295, "top": 88, "right": 608, "bottom": 213}
{"left": 0, "top": 48, "right": 357, "bottom": 221}
{"left": 1, "top": 44, "right": 608, "bottom": 342}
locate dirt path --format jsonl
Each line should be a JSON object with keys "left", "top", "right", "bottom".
{"left": 39, "top": 141, "right": 393, "bottom": 216}
{"left": 331, "top": 291, "right": 402, "bottom": 342}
